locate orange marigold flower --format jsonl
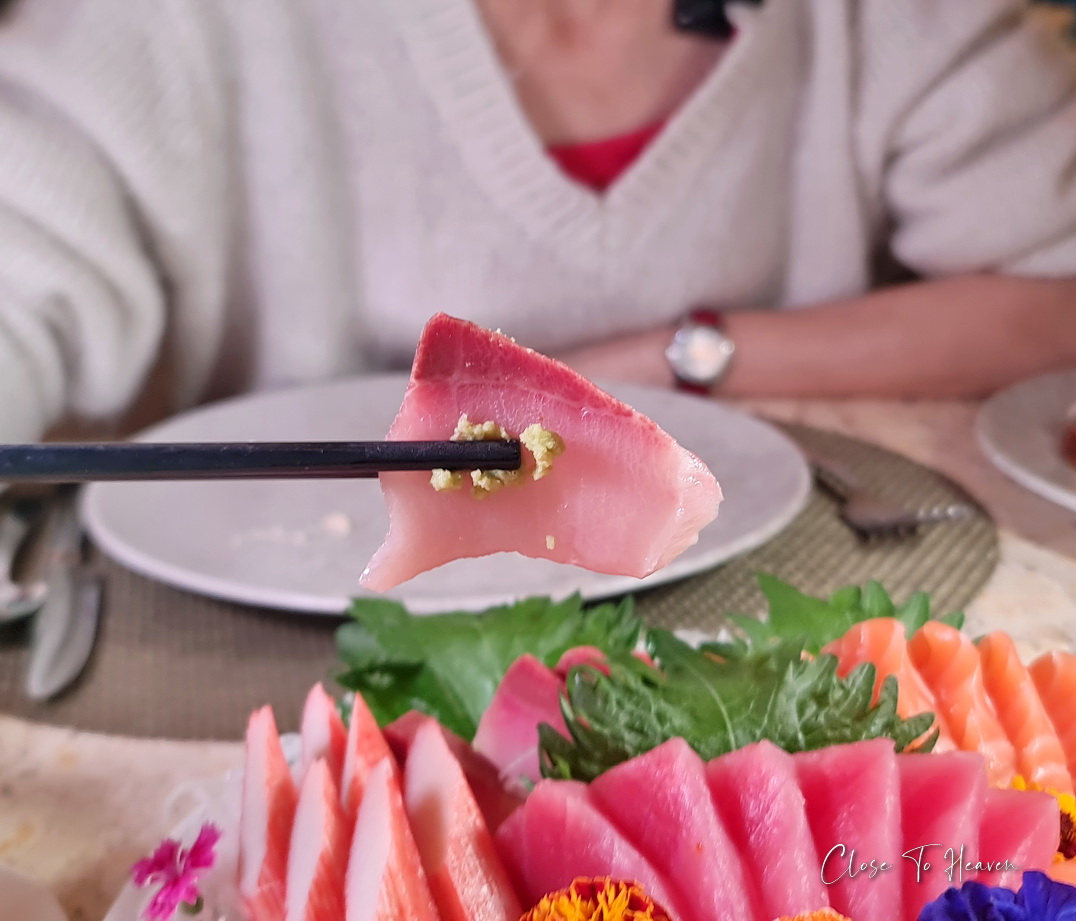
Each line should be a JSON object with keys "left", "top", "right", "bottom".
{"left": 774, "top": 911, "right": 853, "bottom": 921}
{"left": 1011, "top": 776, "right": 1076, "bottom": 861}
{"left": 520, "top": 878, "right": 673, "bottom": 921}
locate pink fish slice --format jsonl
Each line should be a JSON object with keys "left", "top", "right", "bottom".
{"left": 300, "top": 684, "right": 348, "bottom": 785}
{"left": 285, "top": 759, "right": 348, "bottom": 921}
{"left": 341, "top": 692, "right": 396, "bottom": 822}
{"left": 240, "top": 706, "right": 300, "bottom": 921}
{"left": 360, "top": 313, "right": 721, "bottom": 591}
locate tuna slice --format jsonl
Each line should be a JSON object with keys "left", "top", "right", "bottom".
{"left": 300, "top": 684, "right": 348, "bottom": 785}
{"left": 360, "top": 313, "right": 721, "bottom": 591}
{"left": 404, "top": 718, "right": 523, "bottom": 921}
{"left": 897, "top": 751, "right": 987, "bottom": 919}
{"left": 345, "top": 758, "right": 441, "bottom": 921}
{"left": 795, "top": 739, "right": 903, "bottom": 921}
{"left": 472, "top": 655, "right": 569, "bottom": 790}
{"left": 285, "top": 759, "right": 347, "bottom": 921}
{"left": 494, "top": 779, "right": 689, "bottom": 919}
{"left": 240, "top": 706, "right": 300, "bottom": 921}
{"left": 341, "top": 692, "right": 395, "bottom": 821}
{"left": 976, "top": 787, "right": 1060, "bottom": 889}
{"left": 589, "top": 738, "right": 754, "bottom": 921}
{"left": 706, "top": 741, "right": 830, "bottom": 919}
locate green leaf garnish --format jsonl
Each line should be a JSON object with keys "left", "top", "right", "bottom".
{"left": 539, "top": 630, "right": 937, "bottom": 782}
{"left": 335, "top": 593, "right": 642, "bottom": 739}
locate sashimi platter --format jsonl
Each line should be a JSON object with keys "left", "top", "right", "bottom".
{"left": 117, "top": 316, "right": 1076, "bottom": 921}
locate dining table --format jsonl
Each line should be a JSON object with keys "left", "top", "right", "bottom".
{"left": 2, "top": 394, "right": 1076, "bottom": 921}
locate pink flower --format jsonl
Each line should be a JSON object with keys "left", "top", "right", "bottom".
{"left": 131, "top": 823, "right": 221, "bottom": 921}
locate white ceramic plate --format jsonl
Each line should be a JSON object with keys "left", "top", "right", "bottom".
{"left": 82, "top": 375, "right": 810, "bottom": 615}
{"left": 977, "top": 370, "right": 1076, "bottom": 514}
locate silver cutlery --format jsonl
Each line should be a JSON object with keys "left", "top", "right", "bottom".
{"left": 0, "top": 499, "right": 48, "bottom": 622}
{"left": 25, "top": 488, "right": 103, "bottom": 700}
{"left": 805, "top": 447, "right": 972, "bottom": 541}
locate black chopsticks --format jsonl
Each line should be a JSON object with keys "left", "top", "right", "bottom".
{"left": 0, "top": 441, "right": 522, "bottom": 483}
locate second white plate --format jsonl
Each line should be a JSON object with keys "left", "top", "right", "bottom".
{"left": 82, "top": 375, "right": 810, "bottom": 615}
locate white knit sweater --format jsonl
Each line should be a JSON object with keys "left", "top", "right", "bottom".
{"left": 0, "top": 0, "right": 1075, "bottom": 441}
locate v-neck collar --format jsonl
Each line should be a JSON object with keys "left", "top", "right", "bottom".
{"left": 390, "top": 0, "right": 784, "bottom": 266}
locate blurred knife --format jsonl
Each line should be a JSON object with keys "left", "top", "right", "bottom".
{"left": 25, "top": 487, "right": 102, "bottom": 701}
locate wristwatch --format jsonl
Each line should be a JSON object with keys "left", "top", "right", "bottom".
{"left": 664, "top": 308, "right": 736, "bottom": 395}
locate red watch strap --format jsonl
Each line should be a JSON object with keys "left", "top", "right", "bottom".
{"left": 688, "top": 308, "right": 726, "bottom": 329}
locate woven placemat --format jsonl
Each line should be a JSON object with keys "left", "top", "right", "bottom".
{"left": 0, "top": 424, "right": 998, "bottom": 740}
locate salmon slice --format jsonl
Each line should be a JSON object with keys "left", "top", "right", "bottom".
{"left": 360, "top": 313, "right": 721, "bottom": 591}
{"left": 1030, "top": 651, "right": 1076, "bottom": 784}
{"left": 342, "top": 693, "right": 395, "bottom": 821}
{"left": 978, "top": 633, "right": 1073, "bottom": 794}
{"left": 823, "top": 619, "right": 953, "bottom": 751}
{"left": 285, "top": 759, "right": 348, "bottom": 921}
{"left": 706, "top": 741, "right": 830, "bottom": 920}
{"left": 795, "top": 739, "right": 903, "bottom": 921}
{"left": 976, "top": 787, "right": 1060, "bottom": 889}
{"left": 300, "top": 684, "right": 348, "bottom": 785}
{"left": 404, "top": 718, "right": 523, "bottom": 921}
{"left": 908, "top": 623, "right": 1017, "bottom": 787}
{"left": 589, "top": 738, "right": 754, "bottom": 921}
{"left": 494, "top": 780, "right": 690, "bottom": 920}
{"left": 240, "top": 706, "right": 300, "bottom": 921}
{"left": 897, "top": 751, "right": 987, "bottom": 919}
{"left": 345, "top": 758, "right": 441, "bottom": 921}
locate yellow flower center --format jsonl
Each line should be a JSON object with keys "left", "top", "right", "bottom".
{"left": 521, "top": 878, "right": 672, "bottom": 921}
{"left": 1010, "top": 775, "right": 1076, "bottom": 861}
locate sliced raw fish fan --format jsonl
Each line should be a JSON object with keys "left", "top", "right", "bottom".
{"left": 240, "top": 706, "right": 300, "bottom": 921}
{"left": 589, "top": 738, "right": 754, "bottom": 921}
{"left": 897, "top": 751, "right": 986, "bottom": 918}
{"left": 494, "top": 779, "right": 689, "bottom": 919}
{"left": 977, "top": 786, "right": 1060, "bottom": 889}
{"left": 706, "top": 741, "right": 830, "bottom": 920}
{"left": 404, "top": 718, "right": 522, "bottom": 921}
{"left": 285, "top": 759, "right": 347, "bottom": 921}
{"left": 361, "top": 314, "right": 721, "bottom": 591}
{"left": 795, "top": 739, "right": 902, "bottom": 921}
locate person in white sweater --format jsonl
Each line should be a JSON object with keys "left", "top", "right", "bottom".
{"left": 0, "top": 0, "right": 1075, "bottom": 444}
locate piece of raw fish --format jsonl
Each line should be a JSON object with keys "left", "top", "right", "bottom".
{"left": 361, "top": 314, "right": 721, "bottom": 591}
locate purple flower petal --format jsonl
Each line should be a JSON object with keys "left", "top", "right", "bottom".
{"left": 917, "top": 880, "right": 1025, "bottom": 921}
{"left": 1017, "top": 871, "right": 1076, "bottom": 920}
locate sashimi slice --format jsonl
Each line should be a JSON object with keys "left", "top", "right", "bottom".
{"left": 285, "top": 759, "right": 347, "bottom": 921}
{"left": 240, "top": 706, "right": 300, "bottom": 921}
{"left": 705, "top": 741, "right": 830, "bottom": 919}
{"left": 342, "top": 692, "right": 394, "bottom": 821}
{"left": 1031, "top": 651, "right": 1076, "bottom": 784}
{"left": 976, "top": 787, "right": 1059, "bottom": 889}
{"left": 385, "top": 711, "right": 525, "bottom": 832}
{"left": 589, "top": 738, "right": 753, "bottom": 921}
{"left": 404, "top": 718, "right": 523, "bottom": 921}
{"left": 795, "top": 739, "right": 903, "bottom": 921}
{"left": 472, "top": 655, "right": 568, "bottom": 790}
{"left": 978, "top": 633, "right": 1073, "bottom": 794}
{"left": 345, "top": 758, "right": 441, "bottom": 921}
{"left": 361, "top": 314, "right": 721, "bottom": 591}
{"left": 897, "top": 751, "right": 987, "bottom": 919}
{"left": 908, "top": 622, "right": 1017, "bottom": 787}
{"left": 823, "top": 619, "right": 953, "bottom": 751}
{"left": 300, "top": 684, "right": 348, "bottom": 785}
{"left": 494, "top": 779, "right": 690, "bottom": 920}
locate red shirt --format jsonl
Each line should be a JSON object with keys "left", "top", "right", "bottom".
{"left": 547, "top": 121, "right": 666, "bottom": 192}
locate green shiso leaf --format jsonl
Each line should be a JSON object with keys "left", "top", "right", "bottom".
{"left": 335, "top": 593, "right": 642, "bottom": 740}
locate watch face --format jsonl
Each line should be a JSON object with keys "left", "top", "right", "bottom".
{"left": 665, "top": 325, "right": 735, "bottom": 386}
